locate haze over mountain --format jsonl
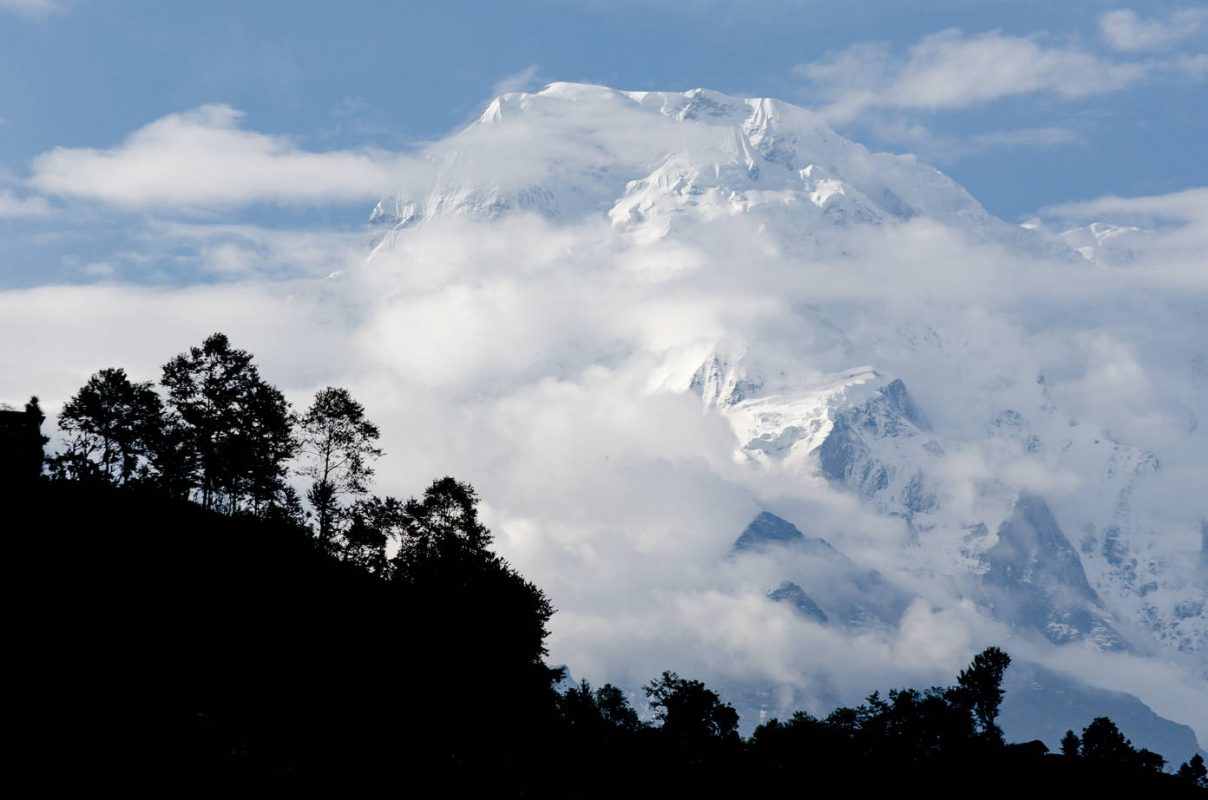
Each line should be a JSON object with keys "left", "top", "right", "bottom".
{"left": 6, "top": 81, "right": 1207, "bottom": 755}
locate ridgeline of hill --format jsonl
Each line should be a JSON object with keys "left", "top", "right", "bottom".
{"left": 5, "top": 478, "right": 1205, "bottom": 796}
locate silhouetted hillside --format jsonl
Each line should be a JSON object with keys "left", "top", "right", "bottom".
{"left": 5, "top": 480, "right": 557, "bottom": 792}
{"left": 6, "top": 478, "right": 1205, "bottom": 795}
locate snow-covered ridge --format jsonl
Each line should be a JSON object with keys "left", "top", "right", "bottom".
{"left": 682, "top": 342, "right": 1202, "bottom": 660}
{"left": 370, "top": 82, "right": 1069, "bottom": 258}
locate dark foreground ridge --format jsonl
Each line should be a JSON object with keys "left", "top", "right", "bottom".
{"left": 6, "top": 478, "right": 1204, "bottom": 796}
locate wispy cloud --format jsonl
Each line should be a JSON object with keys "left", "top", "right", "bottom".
{"left": 970, "top": 126, "right": 1080, "bottom": 150}
{"left": 796, "top": 30, "right": 1146, "bottom": 122}
{"left": 869, "top": 119, "right": 1081, "bottom": 164}
{"left": 492, "top": 64, "right": 542, "bottom": 96}
{"left": 150, "top": 221, "right": 364, "bottom": 277}
{"left": 29, "top": 105, "right": 430, "bottom": 210}
{"left": 1099, "top": 7, "right": 1208, "bottom": 53}
{"left": 0, "top": 189, "right": 52, "bottom": 218}
{"left": 1046, "top": 187, "right": 1208, "bottom": 225}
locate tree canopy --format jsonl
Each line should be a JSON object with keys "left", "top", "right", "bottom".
{"left": 160, "top": 333, "right": 296, "bottom": 514}
{"left": 50, "top": 367, "right": 163, "bottom": 485}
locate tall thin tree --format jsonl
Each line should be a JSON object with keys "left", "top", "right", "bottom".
{"left": 295, "top": 387, "right": 383, "bottom": 550}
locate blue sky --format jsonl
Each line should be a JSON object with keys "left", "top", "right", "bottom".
{"left": 1, "top": 0, "right": 1207, "bottom": 286}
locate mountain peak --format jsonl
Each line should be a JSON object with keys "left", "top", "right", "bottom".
{"left": 371, "top": 81, "right": 1074, "bottom": 259}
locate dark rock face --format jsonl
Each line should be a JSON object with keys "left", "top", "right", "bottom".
{"left": 733, "top": 512, "right": 909, "bottom": 631}
{"left": 767, "top": 581, "right": 828, "bottom": 623}
{"left": 880, "top": 379, "right": 929, "bottom": 431}
{"left": 735, "top": 511, "right": 808, "bottom": 552}
{"left": 982, "top": 493, "right": 1122, "bottom": 648}
{"left": 816, "top": 379, "right": 934, "bottom": 513}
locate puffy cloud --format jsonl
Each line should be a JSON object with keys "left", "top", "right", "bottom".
{"left": 29, "top": 105, "right": 431, "bottom": 209}
{"left": 1099, "top": 7, "right": 1208, "bottom": 53}
{"left": 797, "top": 30, "right": 1146, "bottom": 121}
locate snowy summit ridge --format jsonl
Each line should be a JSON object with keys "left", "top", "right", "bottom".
{"left": 370, "top": 82, "right": 1065, "bottom": 257}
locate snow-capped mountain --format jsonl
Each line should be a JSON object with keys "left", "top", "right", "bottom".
{"left": 370, "top": 82, "right": 1068, "bottom": 259}
{"left": 364, "top": 82, "right": 1207, "bottom": 752}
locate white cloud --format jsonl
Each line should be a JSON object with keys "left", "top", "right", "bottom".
{"left": 29, "top": 105, "right": 431, "bottom": 209}
{"left": 797, "top": 29, "right": 1147, "bottom": 121}
{"left": 0, "top": 189, "right": 52, "bottom": 218}
{"left": 1099, "top": 7, "right": 1208, "bottom": 53}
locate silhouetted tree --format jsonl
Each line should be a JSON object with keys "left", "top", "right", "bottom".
{"left": 343, "top": 495, "right": 404, "bottom": 576}
{"left": 1060, "top": 728, "right": 1081, "bottom": 757}
{"left": 295, "top": 387, "right": 382, "bottom": 552}
{"left": 595, "top": 683, "right": 641, "bottom": 732}
{"left": 560, "top": 680, "right": 641, "bottom": 738}
{"left": 391, "top": 476, "right": 495, "bottom": 577}
{"left": 1178, "top": 753, "right": 1208, "bottom": 788}
{"left": 147, "top": 414, "right": 196, "bottom": 501}
{"left": 644, "top": 671, "right": 739, "bottom": 744}
{"left": 160, "top": 333, "right": 296, "bottom": 514}
{"left": 1080, "top": 717, "right": 1134, "bottom": 764}
{"left": 950, "top": 646, "right": 1011, "bottom": 743}
{"left": 1135, "top": 747, "right": 1166, "bottom": 774}
{"left": 390, "top": 477, "right": 556, "bottom": 674}
{"left": 25, "top": 396, "right": 48, "bottom": 452}
{"left": 51, "top": 368, "right": 163, "bottom": 485}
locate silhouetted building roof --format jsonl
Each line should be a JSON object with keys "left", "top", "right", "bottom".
{"left": 0, "top": 405, "right": 46, "bottom": 484}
